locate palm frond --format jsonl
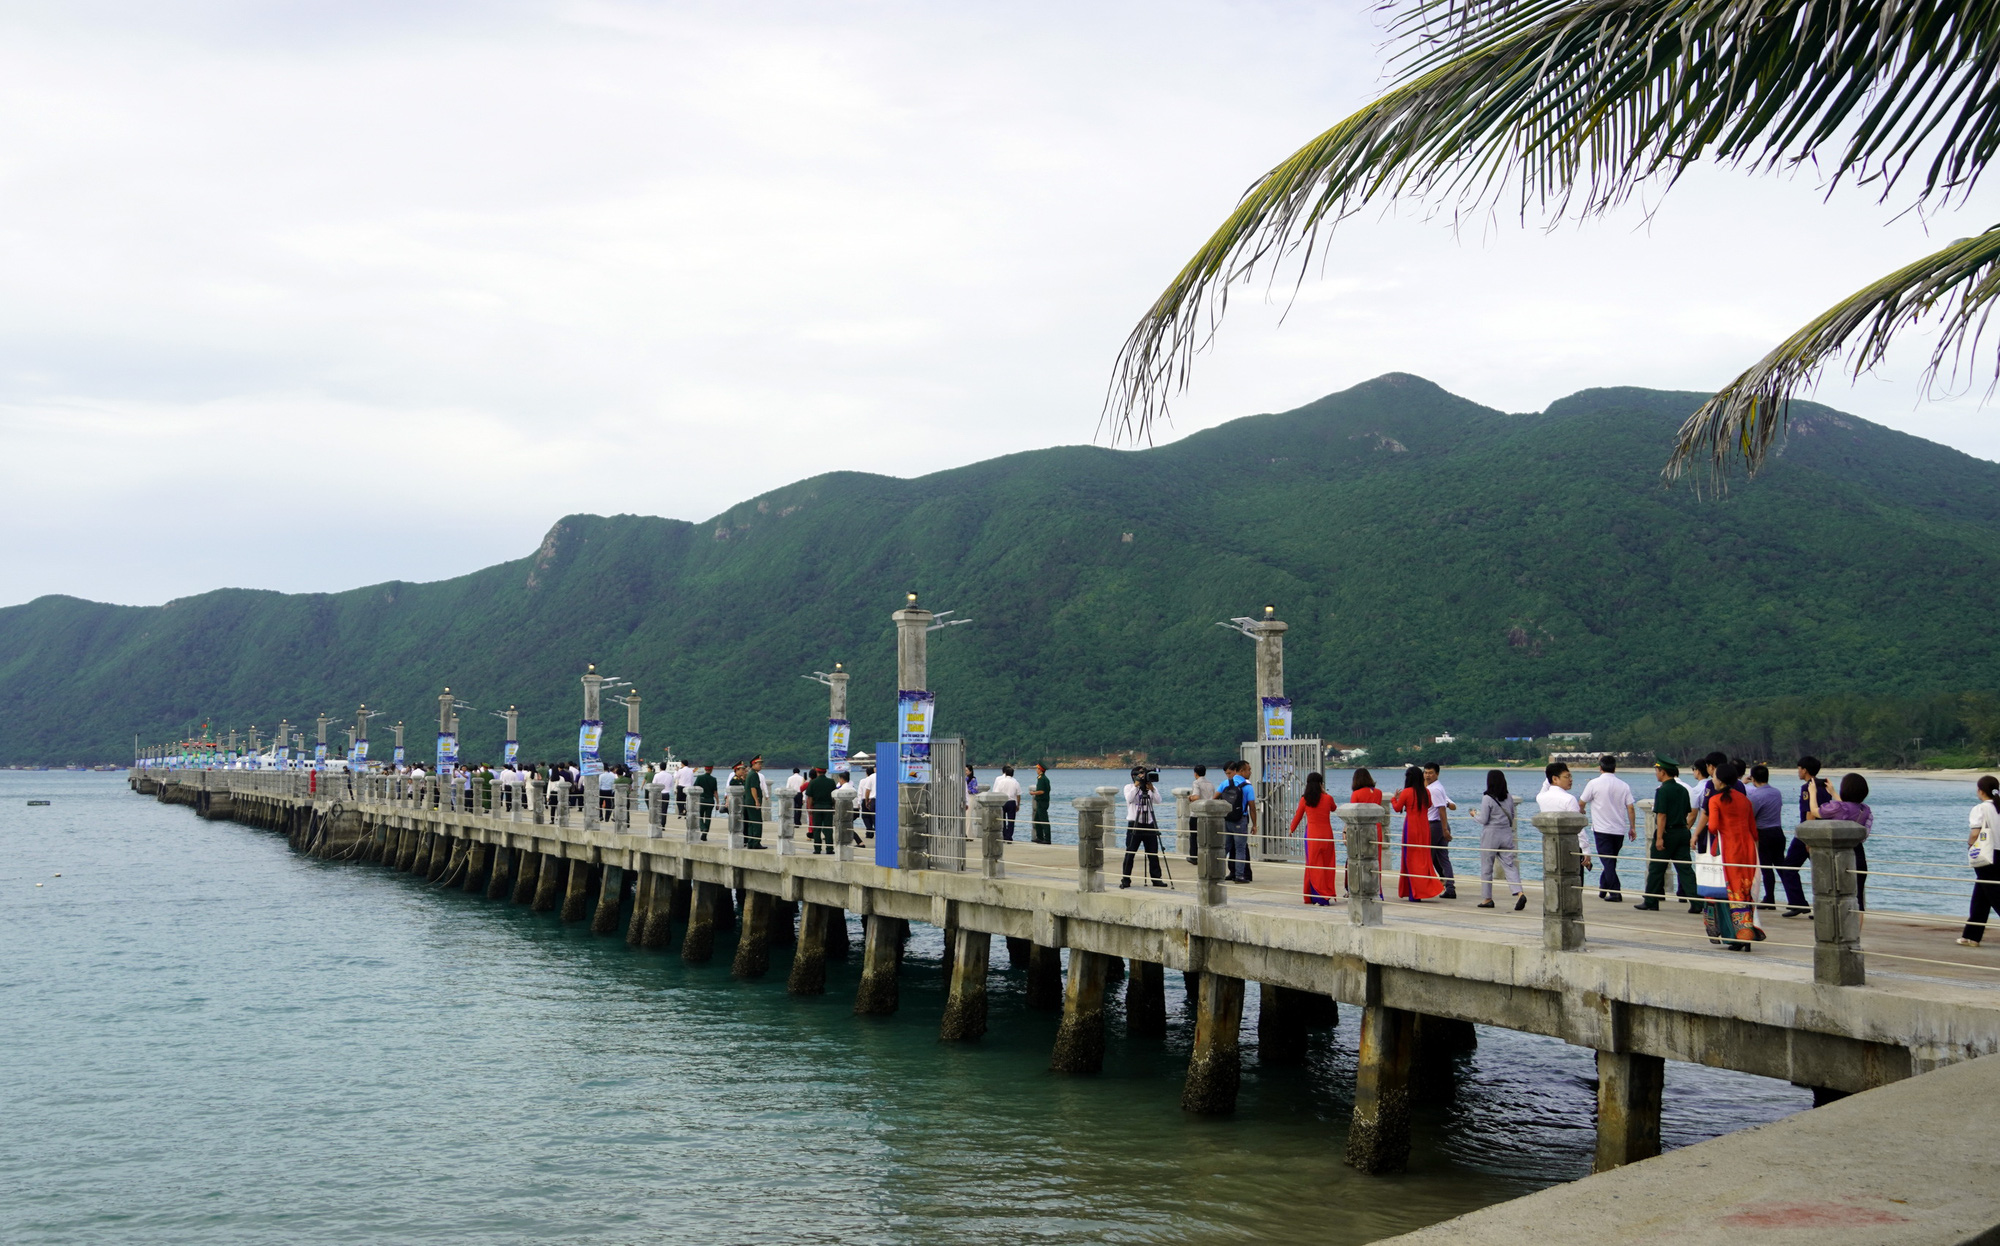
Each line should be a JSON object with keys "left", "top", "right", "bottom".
{"left": 1106, "top": 0, "right": 2000, "bottom": 444}
{"left": 1666, "top": 224, "right": 2000, "bottom": 483}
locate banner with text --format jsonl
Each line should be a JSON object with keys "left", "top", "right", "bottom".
{"left": 578, "top": 719, "right": 603, "bottom": 777}
{"left": 437, "top": 732, "right": 458, "bottom": 770}
{"left": 899, "top": 741, "right": 932, "bottom": 785}
{"left": 827, "top": 719, "right": 850, "bottom": 771}
{"left": 503, "top": 740, "right": 518, "bottom": 766}
{"left": 624, "top": 731, "right": 642, "bottom": 768}
{"left": 1260, "top": 697, "right": 1293, "bottom": 742}
{"left": 897, "top": 691, "right": 935, "bottom": 745}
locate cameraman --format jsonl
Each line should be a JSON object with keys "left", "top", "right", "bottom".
{"left": 1120, "top": 766, "right": 1166, "bottom": 888}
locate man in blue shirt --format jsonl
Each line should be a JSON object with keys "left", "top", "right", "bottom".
{"left": 1777, "top": 756, "right": 1834, "bottom": 916}
{"left": 1220, "top": 762, "right": 1256, "bottom": 883}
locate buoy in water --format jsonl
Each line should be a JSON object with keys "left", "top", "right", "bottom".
{"left": 27, "top": 800, "right": 50, "bottom": 806}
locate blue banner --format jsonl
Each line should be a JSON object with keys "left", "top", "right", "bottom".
{"left": 896, "top": 691, "right": 935, "bottom": 745}
{"left": 393, "top": 745, "right": 404, "bottom": 766}
{"left": 875, "top": 742, "right": 900, "bottom": 868}
{"left": 504, "top": 740, "right": 518, "bottom": 765}
{"left": 578, "top": 719, "right": 602, "bottom": 777}
{"left": 899, "top": 741, "right": 931, "bottom": 785}
{"left": 437, "top": 732, "right": 457, "bottom": 770}
{"left": 1260, "top": 696, "right": 1293, "bottom": 741}
{"left": 624, "top": 731, "right": 641, "bottom": 768}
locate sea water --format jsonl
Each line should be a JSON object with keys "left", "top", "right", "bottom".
{"left": 2, "top": 770, "right": 1860, "bottom": 1244}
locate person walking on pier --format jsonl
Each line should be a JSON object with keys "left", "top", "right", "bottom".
{"left": 1422, "top": 763, "right": 1459, "bottom": 900}
{"left": 1748, "top": 764, "right": 1787, "bottom": 908}
{"left": 693, "top": 764, "right": 718, "bottom": 839}
{"left": 1579, "top": 756, "right": 1636, "bottom": 903}
{"left": 858, "top": 766, "right": 877, "bottom": 837}
{"left": 1030, "top": 763, "right": 1052, "bottom": 844}
{"left": 674, "top": 759, "right": 695, "bottom": 814}
{"left": 1693, "top": 760, "right": 1760, "bottom": 949}
{"left": 804, "top": 765, "right": 837, "bottom": 854}
{"left": 787, "top": 767, "right": 807, "bottom": 828}
{"left": 1811, "top": 773, "right": 1873, "bottom": 913}
{"left": 1775, "top": 757, "right": 1834, "bottom": 917}
{"left": 1220, "top": 761, "right": 1256, "bottom": 883}
{"left": 1392, "top": 766, "right": 1444, "bottom": 901}
{"left": 1471, "top": 769, "right": 1524, "bottom": 910}
{"left": 744, "top": 756, "right": 769, "bottom": 849}
{"left": 992, "top": 765, "right": 1022, "bottom": 841}
{"left": 1289, "top": 770, "right": 1339, "bottom": 905}
{"left": 1959, "top": 776, "right": 2000, "bottom": 946}
{"left": 1536, "top": 762, "right": 1589, "bottom": 883}
{"left": 1120, "top": 768, "right": 1166, "bottom": 888}
{"left": 1637, "top": 759, "right": 1699, "bottom": 913}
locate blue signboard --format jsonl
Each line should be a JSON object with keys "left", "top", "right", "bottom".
{"left": 874, "top": 742, "right": 899, "bottom": 868}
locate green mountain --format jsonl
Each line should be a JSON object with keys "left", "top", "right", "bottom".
{"left": 7, "top": 374, "right": 2000, "bottom": 767}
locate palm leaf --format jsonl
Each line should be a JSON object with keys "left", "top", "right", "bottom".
{"left": 1667, "top": 225, "right": 2000, "bottom": 483}
{"left": 1106, "top": 0, "right": 2000, "bottom": 444}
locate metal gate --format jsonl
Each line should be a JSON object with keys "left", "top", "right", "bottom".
{"left": 926, "top": 737, "right": 967, "bottom": 871}
{"left": 1240, "top": 738, "right": 1324, "bottom": 862}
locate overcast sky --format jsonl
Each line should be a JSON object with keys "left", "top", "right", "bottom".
{"left": 6, "top": 0, "right": 1999, "bottom": 608}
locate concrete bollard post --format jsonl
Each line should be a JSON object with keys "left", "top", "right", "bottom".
{"left": 853, "top": 915, "right": 904, "bottom": 1015}
{"left": 1797, "top": 819, "right": 1868, "bottom": 986}
{"left": 1181, "top": 972, "right": 1245, "bottom": 1113}
{"left": 551, "top": 782, "right": 569, "bottom": 830}
{"left": 1533, "top": 811, "right": 1588, "bottom": 951}
{"left": 529, "top": 777, "right": 544, "bottom": 825}
{"left": 732, "top": 891, "right": 773, "bottom": 978}
{"left": 728, "top": 799, "right": 746, "bottom": 850}
{"left": 1172, "top": 787, "right": 1193, "bottom": 861}
{"left": 1050, "top": 949, "right": 1111, "bottom": 1073}
{"left": 1190, "top": 798, "right": 1229, "bottom": 907}
{"left": 940, "top": 926, "right": 993, "bottom": 1041}
{"left": 1339, "top": 802, "right": 1387, "bottom": 926}
{"left": 773, "top": 789, "right": 795, "bottom": 856}
{"left": 833, "top": 791, "right": 858, "bottom": 862}
{"left": 1594, "top": 1049, "right": 1666, "bottom": 1172}
{"left": 973, "top": 791, "right": 1006, "bottom": 879}
{"left": 685, "top": 793, "right": 703, "bottom": 843}
{"left": 788, "top": 902, "right": 830, "bottom": 994}
{"left": 591, "top": 864, "right": 625, "bottom": 935}
{"left": 1073, "top": 795, "right": 1108, "bottom": 892}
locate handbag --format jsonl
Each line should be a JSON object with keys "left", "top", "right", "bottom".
{"left": 1972, "top": 806, "right": 1996, "bottom": 867}
{"left": 1692, "top": 834, "right": 1729, "bottom": 899}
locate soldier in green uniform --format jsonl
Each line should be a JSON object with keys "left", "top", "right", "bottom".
{"left": 1031, "top": 762, "right": 1053, "bottom": 844}
{"left": 1638, "top": 758, "right": 1699, "bottom": 911}
{"left": 804, "top": 766, "right": 838, "bottom": 854}
{"left": 692, "top": 764, "right": 718, "bottom": 840}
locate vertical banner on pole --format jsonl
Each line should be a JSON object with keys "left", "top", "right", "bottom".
{"left": 503, "top": 740, "right": 518, "bottom": 766}
{"left": 874, "top": 742, "right": 900, "bottom": 868}
{"left": 1260, "top": 697, "right": 1293, "bottom": 741}
{"left": 623, "top": 732, "right": 641, "bottom": 769}
{"left": 578, "top": 720, "right": 603, "bottom": 777}
{"left": 393, "top": 745, "right": 405, "bottom": 767}
{"left": 437, "top": 732, "right": 458, "bottom": 772}
{"left": 896, "top": 691, "right": 934, "bottom": 783}
{"left": 352, "top": 739, "right": 369, "bottom": 772}
{"left": 827, "top": 719, "right": 850, "bottom": 771}
{"left": 314, "top": 742, "right": 328, "bottom": 769}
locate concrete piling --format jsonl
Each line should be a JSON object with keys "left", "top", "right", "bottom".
{"left": 940, "top": 927, "right": 991, "bottom": 1041}
{"left": 1594, "top": 1050, "right": 1666, "bottom": 1172}
{"left": 1026, "top": 944, "right": 1063, "bottom": 1011}
{"left": 1127, "top": 960, "right": 1167, "bottom": 1037}
{"left": 1005, "top": 936, "right": 1030, "bottom": 968}
{"left": 732, "top": 890, "right": 773, "bottom": 978}
{"left": 626, "top": 870, "right": 657, "bottom": 946}
{"left": 772, "top": 899, "right": 797, "bottom": 947}
{"left": 485, "top": 845, "right": 514, "bottom": 901}
{"left": 853, "top": 915, "right": 903, "bottom": 1015}
{"left": 1181, "top": 973, "right": 1244, "bottom": 1113}
{"left": 788, "top": 902, "right": 829, "bottom": 995}
{"left": 511, "top": 849, "right": 540, "bottom": 905}
{"left": 825, "top": 907, "right": 850, "bottom": 959}
{"left": 1259, "top": 983, "right": 1312, "bottom": 1065}
{"left": 412, "top": 832, "right": 435, "bottom": 877}
{"left": 462, "top": 841, "right": 489, "bottom": 893}
{"left": 682, "top": 882, "right": 719, "bottom": 963}
{"left": 1051, "top": 950, "right": 1110, "bottom": 1074}
{"left": 560, "top": 860, "right": 593, "bottom": 922}
{"left": 532, "top": 853, "right": 563, "bottom": 912}
{"left": 1346, "top": 1003, "right": 1417, "bottom": 1173}
{"left": 591, "top": 864, "right": 625, "bottom": 935}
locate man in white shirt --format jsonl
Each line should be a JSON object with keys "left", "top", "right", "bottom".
{"left": 1536, "top": 761, "right": 1590, "bottom": 879}
{"left": 1578, "top": 755, "right": 1637, "bottom": 902}
{"left": 858, "top": 767, "right": 878, "bottom": 836}
{"left": 991, "top": 765, "right": 1024, "bottom": 841}
{"left": 674, "top": 761, "right": 696, "bottom": 814}
{"left": 1422, "top": 764, "right": 1459, "bottom": 900}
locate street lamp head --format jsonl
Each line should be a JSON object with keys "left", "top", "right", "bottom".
{"left": 587, "top": 663, "right": 596, "bottom": 674}
{"left": 1263, "top": 603, "right": 1275, "bottom": 618}
{"left": 834, "top": 662, "right": 843, "bottom": 672}
{"left": 906, "top": 592, "right": 918, "bottom": 605}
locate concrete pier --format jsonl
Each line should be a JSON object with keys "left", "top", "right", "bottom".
{"left": 1025, "top": 943, "right": 1062, "bottom": 1011}
{"left": 531, "top": 853, "right": 562, "bottom": 913}
{"left": 1051, "top": 950, "right": 1111, "bottom": 1074}
{"left": 1593, "top": 1049, "right": 1665, "bottom": 1172}
{"left": 485, "top": 845, "right": 514, "bottom": 901}
{"left": 939, "top": 927, "right": 991, "bottom": 1041}
{"left": 788, "top": 902, "right": 830, "bottom": 995}
{"left": 732, "top": 890, "right": 773, "bottom": 979}
{"left": 682, "top": 881, "right": 719, "bottom": 963}
{"left": 590, "top": 863, "right": 624, "bottom": 935}
{"left": 560, "top": 861, "right": 593, "bottom": 922}
{"left": 1347, "top": 1002, "right": 1416, "bottom": 1173}
{"left": 853, "top": 915, "right": 902, "bottom": 1015}
{"left": 1259, "top": 983, "right": 1312, "bottom": 1065}
{"left": 1181, "top": 972, "right": 1244, "bottom": 1113}
{"left": 1127, "top": 959, "right": 1167, "bottom": 1038}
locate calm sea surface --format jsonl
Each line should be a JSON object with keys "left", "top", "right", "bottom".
{"left": 11, "top": 765, "right": 1973, "bottom": 1244}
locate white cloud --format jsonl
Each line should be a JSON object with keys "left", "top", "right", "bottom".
{"left": 0, "top": 0, "right": 1995, "bottom": 605}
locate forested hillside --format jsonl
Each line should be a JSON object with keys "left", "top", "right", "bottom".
{"left": 7, "top": 374, "right": 2000, "bottom": 766}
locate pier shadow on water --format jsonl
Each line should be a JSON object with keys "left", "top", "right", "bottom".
{"left": 2, "top": 773, "right": 1810, "bottom": 1245}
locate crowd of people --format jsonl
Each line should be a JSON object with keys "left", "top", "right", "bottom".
{"left": 1265, "top": 753, "right": 2000, "bottom": 955}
